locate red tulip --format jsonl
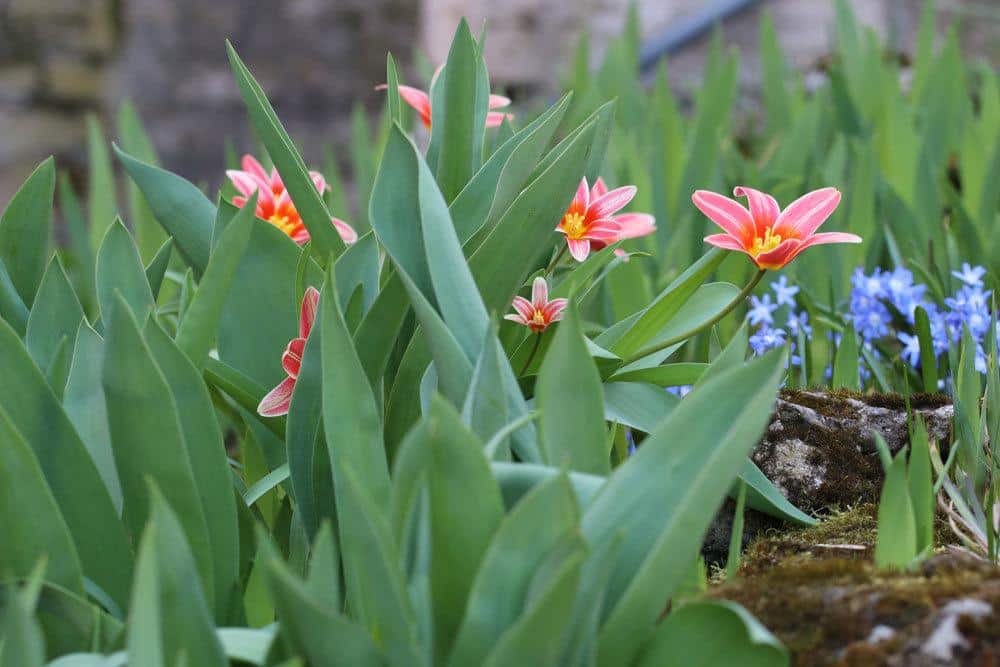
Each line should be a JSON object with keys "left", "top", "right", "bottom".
{"left": 227, "top": 154, "right": 357, "bottom": 246}
{"left": 504, "top": 277, "right": 568, "bottom": 333}
{"left": 257, "top": 287, "right": 320, "bottom": 417}
{"left": 693, "top": 186, "right": 861, "bottom": 270}
{"left": 556, "top": 177, "right": 654, "bottom": 262}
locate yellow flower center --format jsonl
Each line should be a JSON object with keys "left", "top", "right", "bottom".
{"left": 561, "top": 211, "right": 587, "bottom": 240}
{"left": 268, "top": 213, "right": 298, "bottom": 237}
{"left": 531, "top": 309, "right": 546, "bottom": 326}
{"left": 750, "top": 227, "right": 783, "bottom": 257}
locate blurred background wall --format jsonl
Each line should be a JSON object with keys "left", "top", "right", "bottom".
{"left": 1, "top": 0, "right": 997, "bottom": 203}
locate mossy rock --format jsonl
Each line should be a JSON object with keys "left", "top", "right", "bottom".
{"left": 712, "top": 506, "right": 998, "bottom": 666}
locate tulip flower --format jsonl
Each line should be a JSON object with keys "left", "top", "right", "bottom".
{"left": 504, "top": 277, "right": 568, "bottom": 333}
{"left": 258, "top": 286, "right": 320, "bottom": 417}
{"left": 378, "top": 65, "right": 513, "bottom": 130}
{"left": 227, "top": 154, "right": 357, "bottom": 246}
{"left": 693, "top": 186, "right": 861, "bottom": 270}
{"left": 557, "top": 177, "right": 653, "bottom": 262}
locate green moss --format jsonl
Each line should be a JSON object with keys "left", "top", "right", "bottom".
{"left": 779, "top": 388, "right": 950, "bottom": 417}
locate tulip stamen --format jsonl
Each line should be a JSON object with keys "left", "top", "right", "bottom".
{"left": 751, "top": 227, "right": 783, "bottom": 257}
{"left": 561, "top": 211, "right": 588, "bottom": 240}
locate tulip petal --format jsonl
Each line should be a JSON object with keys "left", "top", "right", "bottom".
{"left": 511, "top": 296, "right": 534, "bottom": 321}
{"left": 531, "top": 276, "right": 548, "bottom": 310}
{"left": 567, "top": 238, "right": 591, "bottom": 262}
{"left": 486, "top": 112, "right": 514, "bottom": 128}
{"left": 309, "top": 170, "right": 328, "bottom": 193}
{"left": 281, "top": 338, "right": 306, "bottom": 378}
{"left": 613, "top": 213, "right": 656, "bottom": 240}
{"left": 300, "top": 287, "right": 320, "bottom": 338}
{"left": 703, "top": 233, "right": 747, "bottom": 251}
{"left": 543, "top": 298, "right": 568, "bottom": 322}
{"left": 332, "top": 217, "right": 358, "bottom": 244}
{"left": 504, "top": 313, "right": 529, "bottom": 326}
{"left": 227, "top": 170, "right": 260, "bottom": 198}
{"left": 754, "top": 238, "right": 802, "bottom": 270}
{"left": 692, "top": 190, "right": 756, "bottom": 243}
{"left": 773, "top": 187, "right": 841, "bottom": 237}
{"left": 590, "top": 177, "right": 608, "bottom": 200}
{"left": 572, "top": 178, "right": 590, "bottom": 212}
{"left": 786, "top": 231, "right": 863, "bottom": 263}
{"left": 733, "top": 186, "right": 780, "bottom": 236}
{"left": 488, "top": 94, "right": 512, "bottom": 109}
{"left": 397, "top": 85, "right": 432, "bottom": 126}
{"left": 258, "top": 376, "right": 296, "bottom": 417}
{"left": 242, "top": 154, "right": 270, "bottom": 182}
{"left": 589, "top": 186, "right": 637, "bottom": 219}
{"left": 291, "top": 227, "right": 311, "bottom": 245}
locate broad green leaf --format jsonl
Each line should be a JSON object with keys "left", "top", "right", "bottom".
{"left": 143, "top": 238, "right": 173, "bottom": 301}
{"left": 638, "top": 600, "right": 788, "bottom": 667}
{"left": 587, "top": 350, "right": 786, "bottom": 665}
{"left": 102, "top": 296, "right": 212, "bottom": 604}
{"left": 259, "top": 533, "right": 383, "bottom": 666}
{"left": 143, "top": 321, "right": 239, "bottom": 622}
{"left": 115, "top": 145, "right": 214, "bottom": 276}
{"left": 175, "top": 195, "right": 256, "bottom": 369}
{"left": 0, "top": 319, "right": 132, "bottom": 609}
{"left": 57, "top": 174, "right": 97, "bottom": 318}
{"left": 86, "top": 116, "right": 117, "bottom": 252}
{"left": 118, "top": 100, "right": 166, "bottom": 262}
{"left": 320, "top": 268, "right": 391, "bottom": 514}
{"left": 537, "top": 302, "right": 609, "bottom": 474}
{"left": 25, "top": 257, "right": 84, "bottom": 372}
{"left": 0, "top": 257, "right": 29, "bottom": 336}
{"left": 0, "top": 157, "right": 55, "bottom": 306}
{"left": 62, "top": 323, "right": 122, "bottom": 512}
{"left": 908, "top": 418, "right": 935, "bottom": 553}
{"left": 0, "top": 407, "right": 84, "bottom": 594}
{"left": 0, "top": 576, "right": 45, "bottom": 667}
{"left": 601, "top": 381, "right": 679, "bottom": 432}
{"left": 914, "top": 306, "right": 938, "bottom": 392}
{"left": 832, "top": 328, "right": 860, "bottom": 390}
{"left": 226, "top": 42, "right": 346, "bottom": 261}
{"left": 449, "top": 474, "right": 580, "bottom": 667}
{"left": 126, "top": 487, "right": 227, "bottom": 667}
{"left": 95, "top": 220, "right": 155, "bottom": 328}
{"left": 875, "top": 451, "right": 918, "bottom": 569}
{"left": 385, "top": 53, "right": 402, "bottom": 126}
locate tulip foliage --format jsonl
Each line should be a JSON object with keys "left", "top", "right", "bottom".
{"left": 0, "top": 17, "right": 884, "bottom": 667}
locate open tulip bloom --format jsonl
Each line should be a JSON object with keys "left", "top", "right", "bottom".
{"left": 258, "top": 286, "right": 320, "bottom": 417}
{"left": 693, "top": 186, "right": 861, "bottom": 270}
{"left": 557, "top": 177, "right": 655, "bottom": 262}
{"left": 228, "top": 154, "right": 357, "bottom": 246}
{"left": 504, "top": 277, "right": 568, "bottom": 333}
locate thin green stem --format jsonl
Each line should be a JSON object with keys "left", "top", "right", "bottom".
{"left": 622, "top": 269, "right": 767, "bottom": 364}
{"left": 518, "top": 333, "right": 543, "bottom": 376}
{"left": 544, "top": 245, "right": 568, "bottom": 276}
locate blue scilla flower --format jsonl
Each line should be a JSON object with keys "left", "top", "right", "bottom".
{"left": 771, "top": 275, "right": 800, "bottom": 308}
{"left": 786, "top": 310, "right": 813, "bottom": 337}
{"left": 625, "top": 430, "right": 637, "bottom": 456}
{"left": 748, "top": 294, "right": 779, "bottom": 327}
{"left": 851, "top": 302, "right": 891, "bottom": 342}
{"left": 898, "top": 332, "right": 921, "bottom": 367}
{"left": 665, "top": 385, "right": 692, "bottom": 397}
{"left": 851, "top": 266, "right": 887, "bottom": 299}
{"left": 945, "top": 285, "right": 993, "bottom": 340}
{"left": 883, "top": 267, "right": 926, "bottom": 322}
{"left": 952, "top": 263, "right": 987, "bottom": 288}
{"left": 749, "top": 326, "right": 786, "bottom": 355}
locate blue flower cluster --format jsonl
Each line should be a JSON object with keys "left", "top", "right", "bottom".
{"left": 849, "top": 263, "right": 996, "bottom": 374}
{"left": 747, "top": 276, "right": 810, "bottom": 367}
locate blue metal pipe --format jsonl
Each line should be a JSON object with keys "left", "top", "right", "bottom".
{"left": 639, "top": 0, "right": 761, "bottom": 73}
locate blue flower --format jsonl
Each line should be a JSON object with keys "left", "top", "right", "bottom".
{"left": 786, "top": 310, "right": 813, "bottom": 337}
{"left": 851, "top": 267, "right": 887, "bottom": 300}
{"left": 898, "top": 332, "right": 921, "bottom": 367}
{"left": 952, "top": 263, "right": 987, "bottom": 288}
{"left": 852, "top": 302, "right": 891, "bottom": 342}
{"left": 749, "top": 326, "right": 786, "bottom": 355}
{"left": 748, "top": 294, "right": 779, "bottom": 327}
{"left": 771, "top": 276, "right": 800, "bottom": 308}
{"left": 883, "top": 267, "right": 926, "bottom": 322}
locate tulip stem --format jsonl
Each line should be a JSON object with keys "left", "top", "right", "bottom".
{"left": 545, "top": 245, "right": 568, "bottom": 275}
{"left": 622, "top": 269, "right": 767, "bottom": 364}
{"left": 518, "top": 334, "right": 543, "bottom": 376}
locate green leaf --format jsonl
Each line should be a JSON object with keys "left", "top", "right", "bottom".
{"left": 143, "top": 238, "right": 173, "bottom": 301}
{"left": 25, "top": 257, "right": 85, "bottom": 372}
{"left": 908, "top": 418, "right": 935, "bottom": 553}
{"left": 0, "top": 257, "right": 29, "bottom": 336}
{"left": 86, "top": 115, "right": 117, "bottom": 252}
{"left": 102, "top": 295, "right": 213, "bottom": 604}
{"left": 875, "top": 451, "right": 918, "bottom": 569}
{"left": 259, "top": 532, "right": 383, "bottom": 666}
{"left": 118, "top": 100, "right": 166, "bottom": 262}
{"left": 606, "top": 249, "right": 726, "bottom": 357}
{"left": 638, "top": 600, "right": 789, "bottom": 667}
{"left": 536, "top": 302, "right": 609, "bottom": 474}
{"left": 385, "top": 53, "right": 402, "bottom": 126}
{"left": 427, "top": 20, "right": 489, "bottom": 201}
{"left": 95, "top": 219, "right": 155, "bottom": 328}
{"left": 449, "top": 474, "right": 580, "bottom": 666}
{"left": 0, "top": 576, "right": 45, "bottom": 667}
{"left": 601, "top": 381, "right": 679, "bottom": 432}
{"left": 115, "top": 145, "right": 214, "bottom": 276}
{"left": 56, "top": 175, "right": 97, "bottom": 318}
{"left": 914, "top": 306, "right": 938, "bottom": 392}
{"left": 126, "top": 487, "right": 227, "bottom": 667}
{"left": 739, "top": 459, "right": 816, "bottom": 526}
{"left": 587, "top": 350, "right": 786, "bottom": 665}
{"left": 226, "top": 42, "right": 346, "bottom": 261}
{"left": 175, "top": 195, "right": 256, "bottom": 369}
{"left": 0, "top": 318, "right": 132, "bottom": 609}
{"left": 0, "top": 406, "right": 84, "bottom": 594}
{"left": 143, "top": 320, "right": 239, "bottom": 622}
{"left": 832, "top": 328, "right": 860, "bottom": 390}
{"left": 0, "top": 157, "right": 55, "bottom": 306}
{"left": 320, "top": 267, "right": 392, "bottom": 514}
